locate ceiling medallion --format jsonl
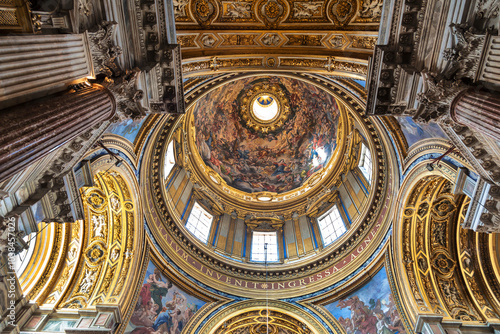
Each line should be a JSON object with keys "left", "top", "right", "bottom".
{"left": 191, "top": 0, "right": 217, "bottom": 26}
{"left": 257, "top": 0, "right": 286, "bottom": 28}
{"left": 327, "top": 0, "right": 357, "bottom": 26}
{"left": 241, "top": 84, "right": 290, "bottom": 134}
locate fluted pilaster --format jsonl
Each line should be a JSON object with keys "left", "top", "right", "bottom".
{"left": 0, "top": 84, "right": 115, "bottom": 182}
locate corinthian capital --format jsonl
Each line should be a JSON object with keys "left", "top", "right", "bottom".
{"left": 102, "top": 69, "right": 147, "bottom": 121}
{"left": 414, "top": 70, "right": 468, "bottom": 125}
{"left": 87, "top": 21, "right": 123, "bottom": 77}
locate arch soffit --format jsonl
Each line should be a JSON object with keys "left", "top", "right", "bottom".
{"left": 21, "top": 155, "right": 147, "bottom": 318}
{"left": 390, "top": 162, "right": 458, "bottom": 323}
{"left": 402, "top": 138, "right": 474, "bottom": 176}
{"left": 198, "top": 299, "right": 340, "bottom": 334}
{"left": 391, "top": 164, "right": 500, "bottom": 325}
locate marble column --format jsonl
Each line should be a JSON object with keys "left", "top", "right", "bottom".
{"left": 451, "top": 89, "right": 500, "bottom": 141}
{"left": 0, "top": 84, "right": 115, "bottom": 182}
{"left": 0, "top": 34, "right": 92, "bottom": 109}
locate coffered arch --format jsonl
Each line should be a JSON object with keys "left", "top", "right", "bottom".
{"left": 16, "top": 155, "right": 148, "bottom": 331}
{"left": 391, "top": 163, "right": 500, "bottom": 328}
{"left": 197, "top": 299, "right": 340, "bottom": 334}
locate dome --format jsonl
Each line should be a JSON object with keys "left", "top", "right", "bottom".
{"left": 192, "top": 76, "right": 340, "bottom": 194}
{"left": 147, "top": 73, "right": 394, "bottom": 299}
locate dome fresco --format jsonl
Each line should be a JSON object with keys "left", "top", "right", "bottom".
{"left": 193, "top": 76, "right": 340, "bottom": 194}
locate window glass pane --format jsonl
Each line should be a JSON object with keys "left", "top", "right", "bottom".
{"left": 318, "top": 205, "right": 346, "bottom": 246}
{"left": 164, "top": 140, "right": 176, "bottom": 179}
{"left": 358, "top": 143, "right": 372, "bottom": 184}
{"left": 185, "top": 202, "right": 213, "bottom": 243}
{"left": 251, "top": 231, "right": 278, "bottom": 262}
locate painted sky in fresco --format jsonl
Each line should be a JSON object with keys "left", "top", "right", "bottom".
{"left": 105, "top": 117, "right": 147, "bottom": 144}
{"left": 125, "top": 261, "right": 205, "bottom": 334}
{"left": 397, "top": 117, "right": 447, "bottom": 148}
{"left": 193, "top": 76, "right": 340, "bottom": 194}
{"left": 324, "top": 268, "right": 406, "bottom": 334}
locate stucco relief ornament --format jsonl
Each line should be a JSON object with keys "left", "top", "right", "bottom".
{"left": 87, "top": 192, "right": 105, "bottom": 210}
{"left": 79, "top": 269, "right": 96, "bottom": 294}
{"left": 110, "top": 249, "right": 120, "bottom": 261}
{"left": 292, "top": 2, "right": 322, "bottom": 18}
{"left": 192, "top": 0, "right": 217, "bottom": 26}
{"left": 330, "top": 35, "right": 346, "bottom": 48}
{"left": 258, "top": 0, "right": 286, "bottom": 28}
{"left": 225, "top": 2, "right": 252, "bottom": 18}
{"left": 201, "top": 34, "right": 216, "bottom": 47}
{"left": 86, "top": 243, "right": 106, "bottom": 263}
{"left": 92, "top": 215, "right": 106, "bottom": 238}
{"left": 173, "top": 0, "right": 189, "bottom": 17}
{"left": 87, "top": 21, "right": 122, "bottom": 77}
{"left": 110, "top": 196, "right": 120, "bottom": 211}
{"left": 328, "top": 0, "right": 357, "bottom": 25}
{"left": 359, "top": 0, "right": 383, "bottom": 20}
{"left": 261, "top": 33, "right": 281, "bottom": 46}
{"left": 197, "top": 0, "right": 211, "bottom": 16}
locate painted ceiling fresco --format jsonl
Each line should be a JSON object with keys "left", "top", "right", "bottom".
{"left": 193, "top": 76, "right": 340, "bottom": 194}
{"left": 125, "top": 261, "right": 205, "bottom": 334}
{"left": 105, "top": 117, "right": 148, "bottom": 144}
{"left": 397, "top": 117, "right": 448, "bottom": 148}
{"left": 324, "top": 268, "right": 407, "bottom": 334}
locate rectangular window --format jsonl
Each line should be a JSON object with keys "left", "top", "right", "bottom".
{"left": 185, "top": 202, "right": 213, "bottom": 243}
{"left": 358, "top": 143, "right": 373, "bottom": 184}
{"left": 318, "top": 205, "right": 346, "bottom": 246}
{"left": 251, "top": 231, "right": 278, "bottom": 262}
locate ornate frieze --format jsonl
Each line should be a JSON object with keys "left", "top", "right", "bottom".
{"left": 350, "top": 35, "right": 377, "bottom": 49}
{"left": 181, "top": 56, "right": 368, "bottom": 77}
{"left": 173, "top": 30, "right": 377, "bottom": 61}
{"left": 358, "top": 0, "right": 383, "bottom": 21}
{"left": 174, "top": 0, "right": 382, "bottom": 29}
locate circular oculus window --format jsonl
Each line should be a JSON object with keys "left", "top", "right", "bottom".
{"left": 251, "top": 93, "right": 280, "bottom": 123}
